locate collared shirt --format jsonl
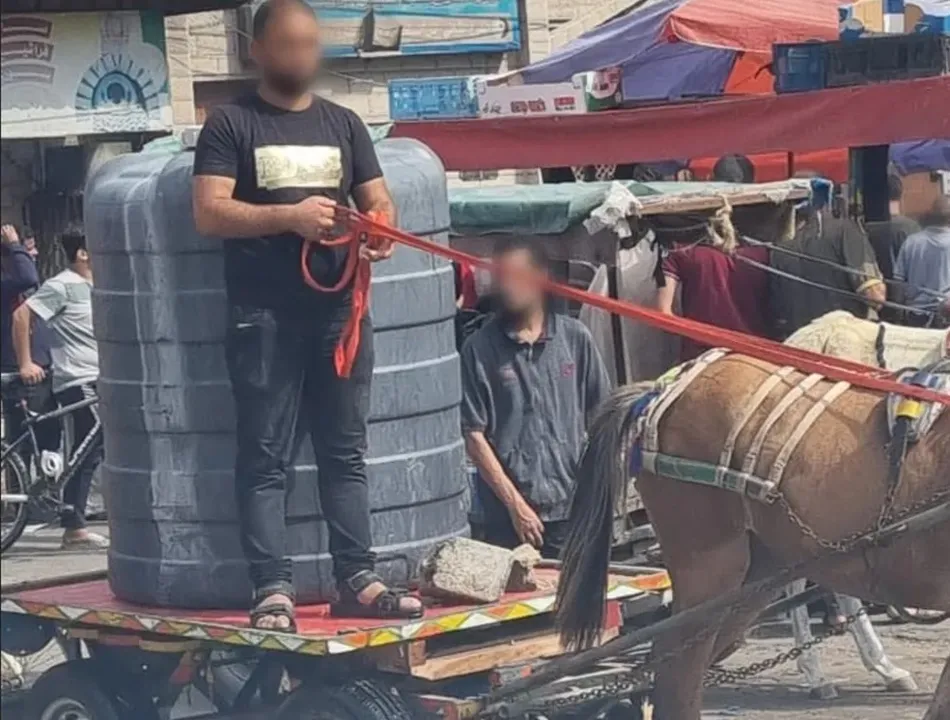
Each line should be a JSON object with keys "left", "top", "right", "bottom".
{"left": 461, "top": 313, "right": 611, "bottom": 522}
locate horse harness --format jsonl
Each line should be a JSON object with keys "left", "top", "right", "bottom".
{"left": 634, "top": 350, "right": 949, "bottom": 511}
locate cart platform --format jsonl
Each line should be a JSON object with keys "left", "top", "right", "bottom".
{"left": 1, "top": 568, "right": 670, "bottom": 658}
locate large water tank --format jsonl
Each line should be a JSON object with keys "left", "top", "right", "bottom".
{"left": 86, "top": 138, "right": 467, "bottom": 608}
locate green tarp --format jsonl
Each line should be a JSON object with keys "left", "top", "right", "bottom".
{"left": 448, "top": 181, "right": 769, "bottom": 236}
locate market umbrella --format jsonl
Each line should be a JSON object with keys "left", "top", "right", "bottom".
{"left": 514, "top": 0, "right": 840, "bottom": 102}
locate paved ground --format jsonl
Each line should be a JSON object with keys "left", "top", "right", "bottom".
{"left": 2, "top": 526, "right": 946, "bottom": 719}
{"left": 704, "top": 623, "right": 948, "bottom": 720}
{"left": 1, "top": 521, "right": 109, "bottom": 587}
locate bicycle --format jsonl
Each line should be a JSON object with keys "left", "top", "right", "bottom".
{"left": 0, "top": 372, "right": 102, "bottom": 553}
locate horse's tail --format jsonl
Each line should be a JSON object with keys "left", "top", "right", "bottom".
{"left": 556, "top": 381, "right": 658, "bottom": 650}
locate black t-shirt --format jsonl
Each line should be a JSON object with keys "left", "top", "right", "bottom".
{"left": 193, "top": 93, "right": 383, "bottom": 311}
{"left": 866, "top": 215, "right": 920, "bottom": 281}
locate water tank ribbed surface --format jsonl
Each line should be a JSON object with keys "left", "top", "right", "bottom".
{"left": 85, "top": 138, "right": 467, "bottom": 608}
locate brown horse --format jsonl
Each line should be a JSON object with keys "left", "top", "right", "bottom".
{"left": 556, "top": 352, "right": 950, "bottom": 720}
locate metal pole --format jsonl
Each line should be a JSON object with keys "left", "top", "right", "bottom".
{"left": 607, "top": 258, "right": 627, "bottom": 386}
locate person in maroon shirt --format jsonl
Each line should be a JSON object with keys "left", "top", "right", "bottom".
{"left": 656, "top": 242, "right": 771, "bottom": 361}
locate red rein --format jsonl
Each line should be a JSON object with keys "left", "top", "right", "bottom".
{"left": 300, "top": 210, "right": 387, "bottom": 377}
{"left": 320, "top": 207, "right": 949, "bottom": 406}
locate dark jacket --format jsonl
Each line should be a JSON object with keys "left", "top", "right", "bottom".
{"left": 1, "top": 244, "right": 52, "bottom": 371}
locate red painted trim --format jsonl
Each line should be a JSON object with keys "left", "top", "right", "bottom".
{"left": 390, "top": 77, "right": 950, "bottom": 171}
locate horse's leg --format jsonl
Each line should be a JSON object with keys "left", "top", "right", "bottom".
{"left": 711, "top": 541, "right": 777, "bottom": 664}
{"left": 650, "top": 530, "right": 752, "bottom": 720}
{"left": 789, "top": 579, "right": 838, "bottom": 700}
{"left": 834, "top": 593, "right": 918, "bottom": 692}
{"left": 923, "top": 655, "right": 950, "bottom": 720}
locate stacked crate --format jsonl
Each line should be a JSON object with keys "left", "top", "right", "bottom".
{"left": 773, "top": 33, "right": 949, "bottom": 93}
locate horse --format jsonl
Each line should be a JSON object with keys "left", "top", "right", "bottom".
{"left": 780, "top": 311, "right": 949, "bottom": 698}
{"left": 556, "top": 351, "right": 950, "bottom": 720}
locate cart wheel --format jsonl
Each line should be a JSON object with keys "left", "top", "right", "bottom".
{"left": 277, "top": 678, "right": 417, "bottom": 720}
{"left": 24, "top": 661, "right": 120, "bottom": 720}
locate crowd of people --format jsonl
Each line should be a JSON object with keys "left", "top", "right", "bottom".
{"left": 1, "top": 0, "right": 947, "bottom": 634}
{"left": 656, "top": 174, "right": 950, "bottom": 363}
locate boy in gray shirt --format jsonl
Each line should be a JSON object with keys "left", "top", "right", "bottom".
{"left": 13, "top": 228, "right": 106, "bottom": 549}
{"left": 461, "top": 237, "right": 610, "bottom": 558}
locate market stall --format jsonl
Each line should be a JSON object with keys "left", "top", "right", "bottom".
{"left": 449, "top": 179, "right": 811, "bottom": 383}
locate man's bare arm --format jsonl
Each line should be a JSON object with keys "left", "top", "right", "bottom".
{"left": 465, "top": 432, "right": 522, "bottom": 510}
{"left": 353, "top": 177, "right": 397, "bottom": 224}
{"left": 656, "top": 275, "right": 679, "bottom": 314}
{"left": 858, "top": 279, "right": 886, "bottom": 311}
{"left": 353, "top": 177, "right": 397, "bottom": 260}
{"left": 12, "top": 304, "right": 44, "bottom": 384}
{"left": 464, "top": 431, "right": 544, "bottom": 547}
{"left": 192, "top": 175, "right": 335, "bottom": 241}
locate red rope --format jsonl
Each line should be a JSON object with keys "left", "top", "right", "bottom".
{"left": 300, "top": 210, "right": 388, "bottom": 377}
{"left": 338, "top": 207, "right": 950, "bottom": 407}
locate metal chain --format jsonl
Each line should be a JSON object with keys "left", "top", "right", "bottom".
{"left": 505, "top": 490, "right": 949, "bottom": 717}
{"left": 703, "top": 609, "right": 865, "bottom": 688}
{"left": 777, "top": 486, "right": 949, "bottom": 554}
{"left": 525, "top": 608, "right": 869, "bottom": 714}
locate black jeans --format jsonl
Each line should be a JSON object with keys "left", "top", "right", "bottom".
{"left": 2, "top": 371, "right": 59, "bottom": 454}
{"left": 226, "top": 305, "right": 375, "bottom": 598}
{"left": 55, "top": 383, "right": 102, "bottom": 531}
{"left": 481, "top": 518, "right": 570, "bottom": 560}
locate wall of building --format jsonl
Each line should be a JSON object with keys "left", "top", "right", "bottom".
{"left": 167, "top": 9, "right": 551, "bottom": 185}
{"left": 166, "top": 10, "right": 513, "bottom": 126}
{"left": 1, "top": 11, "right": 173, "bottom": 140}
{"left": 0, "top": 141, "right": 39, "bottom": 226}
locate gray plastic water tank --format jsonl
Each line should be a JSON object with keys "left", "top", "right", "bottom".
{"left": 85, "top": 138, "right": 467, "bottom": 608}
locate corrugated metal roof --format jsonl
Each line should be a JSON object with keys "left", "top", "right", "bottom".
{"left": 0, "top": 0, "right": 246, "bottom": 14}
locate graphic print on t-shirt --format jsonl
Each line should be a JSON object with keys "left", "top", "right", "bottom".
{"left": 254, "top": 145, "right": 342, "bottom": 190}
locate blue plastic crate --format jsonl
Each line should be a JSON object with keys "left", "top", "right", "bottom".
{"left": 773, "top": 42, "right": 827, "bottom": 93}
{"left": 388, "top": 77, "right": 478, "bottom": 121}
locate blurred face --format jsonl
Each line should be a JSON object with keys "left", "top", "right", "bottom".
{"left": 493, "top": 248, "right": 546, "bottom": 316}
{"left": 23, "top": 236, "right": 37, "bottom": 260}
{"left": 251, "top": 7, "right": 323, "bottom": 98}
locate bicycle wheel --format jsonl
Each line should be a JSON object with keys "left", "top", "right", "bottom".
{"left": 1, "top": 446, "right": 30, "bottom": 553}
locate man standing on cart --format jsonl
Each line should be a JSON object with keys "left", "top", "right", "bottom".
{"left": 192, "top": 0, "right": 422, "bottom": 630}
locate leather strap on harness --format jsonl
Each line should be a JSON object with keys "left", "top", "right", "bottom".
{"left": 300, "top": 209, "right": 389, "bottom": 378}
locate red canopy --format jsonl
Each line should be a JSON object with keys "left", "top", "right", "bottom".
{"left": 391, "top": 78, "right": 950, "bottom": 171}
{"left": 665, "top": 0, "right": 840, "bottom": 53}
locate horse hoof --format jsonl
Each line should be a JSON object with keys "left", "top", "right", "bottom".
{"left": 886, "top": 674, "right": 918, "bottom": 693}
{"left": 810, "top": 683, "right": 839, "bottom": 700}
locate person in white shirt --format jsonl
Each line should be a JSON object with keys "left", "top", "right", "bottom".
{"left": 12, "top": 227, "right": 107, "bottom": 549}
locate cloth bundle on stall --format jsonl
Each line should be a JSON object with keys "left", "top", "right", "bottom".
{"left": 580, "top": 239, "right": 681, "bottom": 385}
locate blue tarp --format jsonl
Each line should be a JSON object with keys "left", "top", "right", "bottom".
{"left": 891, "top": 140, "right": 950, "bottom": 175}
